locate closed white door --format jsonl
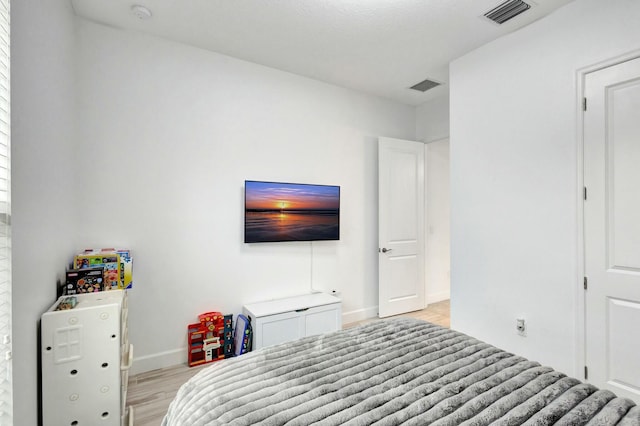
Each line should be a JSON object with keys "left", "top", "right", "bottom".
{"left": 584, "top": 57, "right": 640, "bottom": 403}
{"left": 378, "top": 137, "right": 425, "bottom": 318}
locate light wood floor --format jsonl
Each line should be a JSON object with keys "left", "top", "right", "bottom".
{"left": 126, "top": 299, "right": 450, "bottom": 426}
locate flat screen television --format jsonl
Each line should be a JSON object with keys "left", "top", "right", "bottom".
{"left": 244, "top": 180, "right": 340, "bottom": 243}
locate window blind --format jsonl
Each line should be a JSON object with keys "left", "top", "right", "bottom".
{"left": 0, "top": 0, "right": 11, "bottom": 423}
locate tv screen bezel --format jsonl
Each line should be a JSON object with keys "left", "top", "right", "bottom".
{"left": 244, "top": 180, "right": 341, "bottom": 243}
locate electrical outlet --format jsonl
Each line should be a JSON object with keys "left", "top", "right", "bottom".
{"left": 516, "top": 318, "right": 526, "bottom": 336}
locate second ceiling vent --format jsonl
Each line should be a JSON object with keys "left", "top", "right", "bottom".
{"left": 484, "top": 0, "right": 531, "bottom": 24}
{"left": 409, "top": 78, "right": 441, "bottom": 93}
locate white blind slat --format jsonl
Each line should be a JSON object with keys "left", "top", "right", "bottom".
{"left": 0, "top": 0, "right": 11, "bottom": 422}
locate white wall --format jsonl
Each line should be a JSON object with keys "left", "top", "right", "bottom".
{"left": 74, "top": 20, "right": 416, "bottom": 372}
{"left": 450, "top": 0, "right": 640, "bottom": 376}
{"left": 417, "top": 96, "right": 451, "bottom": 304}
{"left": 416, "top": 95, "right": 449, "bottom": 143}
{"left": 11, "top": 1, "right": 78, "bottom": 425}
{"left": 416, "top": 94, "right": 451, "bottom": 304}
{"left": 425, "top": 139, "right": 450, "bottom": 304}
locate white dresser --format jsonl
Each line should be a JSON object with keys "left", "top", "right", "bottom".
{"left": 243, "top": 292, "right": 342, "bottom": 350}
{"left": 41, "top": 290, "right": 133, "bottom": 426}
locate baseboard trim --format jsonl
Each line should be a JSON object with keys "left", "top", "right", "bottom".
{"left": 426, "top": 291, "right": 450, "bottom": 305}
{"left": 342, "top": 305, "right": 378, "bottom": 325}
{"left": 130, "top": 348, "right": 186, "bottom": 376}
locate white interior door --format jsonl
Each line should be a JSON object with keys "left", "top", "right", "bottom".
{"left": 378, "top": 137, "right": 425, "bottom": 318}
{"left": 584, "top": 57, "right": 640, "bottom": 403}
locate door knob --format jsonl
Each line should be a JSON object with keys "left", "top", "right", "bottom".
{"left": 381, "top": 248, "right": 392, "bottom": 253}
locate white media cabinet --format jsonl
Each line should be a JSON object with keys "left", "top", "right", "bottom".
{"left": 243, "top": 292, "right": 342, "bottom": 350}
{"left": 41, "top": 290, "right": 133, "bottom": 426}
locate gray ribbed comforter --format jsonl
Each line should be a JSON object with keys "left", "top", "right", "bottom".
{"left": 162, "top": 318, "right": 639, "bottom": 425}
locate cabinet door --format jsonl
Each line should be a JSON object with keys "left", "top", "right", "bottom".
{"left": 257, "top": 311, "right": 304, "bottom": 349}
{"left": 304, "top": 305, "right": 341, "bottom": 337}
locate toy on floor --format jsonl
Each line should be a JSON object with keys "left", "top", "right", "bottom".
{"left": 234, "top": 314, "right": 252, "bottom": 356}
{"left": 187, "top": 312, "right": 234, "bottom": 367}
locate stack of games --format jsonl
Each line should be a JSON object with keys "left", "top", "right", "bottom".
{"left": 70, "top": 248, "right": 133, "bottom": 292}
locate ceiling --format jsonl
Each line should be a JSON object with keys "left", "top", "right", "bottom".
{"left": 70, "top": 0, "right": 575, "bottom": 106}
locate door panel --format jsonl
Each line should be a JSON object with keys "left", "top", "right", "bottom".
{"left": 584, "top": 57, "right": 640, "bottom": 403}
{"left": 608, "top": 81, "right": 640, "bottom": 270}
{"left": 389, "top": 151, "right": 419, "bottom": 240}
{"left": 378, "top": 137, "right": 425, "bottom": 318}
{"left": 607, "top": 298, "right": 640, "bottom": 391}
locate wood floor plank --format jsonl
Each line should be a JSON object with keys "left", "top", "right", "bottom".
{"left": 127, "top": 299, "right": 450, "bottom": 425}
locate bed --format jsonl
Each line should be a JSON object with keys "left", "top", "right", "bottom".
{"left": 163, "top": 318, "right": 639, "bottom": 425}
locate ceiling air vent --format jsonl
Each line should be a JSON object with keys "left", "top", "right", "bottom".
{"left": 484, "top": 0, "right": 531, "bottom": 24}
{"left": 409, "top": 78, "right": 441, "bottom": 93}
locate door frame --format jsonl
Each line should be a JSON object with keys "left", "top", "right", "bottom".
{"left": 575, "top": 49, "right": 640, "bottom": 381}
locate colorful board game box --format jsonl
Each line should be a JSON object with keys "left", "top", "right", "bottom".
{"left": 65, "top": 267, "right": 105, "bottom": 294}
{"left": 74, "top": 248, "right": 133, "bottom": 290}
{"left": 116, "top": 249, "right": 133, "bottom": 289}
{"left": 74, "top": 252, "right": 121, "bottom": 290}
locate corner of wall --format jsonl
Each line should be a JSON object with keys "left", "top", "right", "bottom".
{"left": 416, "top": 94, "right": 450, "bottom": 143}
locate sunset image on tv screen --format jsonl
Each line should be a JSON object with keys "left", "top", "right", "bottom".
{"left": 244, "top": 181, "right": 340, "bottom": 243}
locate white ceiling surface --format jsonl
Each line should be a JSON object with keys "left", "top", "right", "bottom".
{"left": 71, "top": 0, "right": 575, "bottom": 106}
